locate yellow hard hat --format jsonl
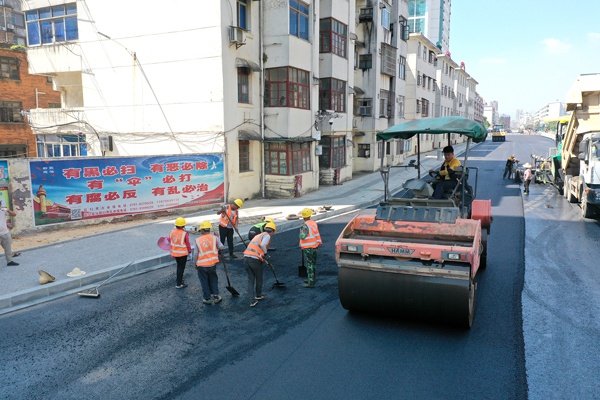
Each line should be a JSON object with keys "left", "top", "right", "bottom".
{"left": 264, "top": 217, "right": 274, "bottom": 223}
{"left": 234, "top": 198, "right": 243, "bottom": 208}
{"left": 264, "top": 222, "right": 277, "bottom": 232}
{"left": 175, "top": 217, "right": 186, "bottom": 227}
{"left": 301, "top": 208, "right": 313, "bottom": 218}
{"left": 199, "top": 221, "right": 212, "bottom": 230}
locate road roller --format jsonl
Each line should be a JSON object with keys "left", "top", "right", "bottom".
{"left": 335, "top": 117, "right": 492, "bottom": 328}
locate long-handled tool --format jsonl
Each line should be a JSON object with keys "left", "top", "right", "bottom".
{"left": 77, "top": 261, "right": 135, "bottom": 298}
{"left": 298, "top": 249, "right": 307, "bottom": 277}
{"left": 219, "top": 251, "right": 240, "bottom": 296}
{"left": 265, "top": 257, "right": 286, "bottom": 288}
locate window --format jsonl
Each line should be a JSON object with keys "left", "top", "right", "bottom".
{"left": 264, "top": 141, "right": 312, "bottom": 175}
{"left": 290, "top": 0, "right": 309, "bottom": 40}
{"left": 237, "top": 0, "right": 248, "bottom": 30}
{"left": 319, "top": 78, "right": 346, "bottom": 113}
{"left": 320, "top": 136, "right": 346, "bottom": 169}
{"left": 0, "top": 56, "right": 19, "bottom": 80}
{"left": 356, "top": 98, "right": 373, "bottom": 116}
{"left": 238, "top": 67, "right": 250, "bottom": 103}
{"left": 396, "top": 140, "right": 404, "bottom": 155}
{"left": 379, "top": 90, "right": 392, "bottom": 118}
{"left": 357, "top": 144, "right": 370, "bottom": 158}
{"left": 239, "top": 140, "right": 250, "bottom": 172}
{"left": 0, "top": 101, "right": 23, "bottom": 123}
{"left": 265, "top": 67, "right": 310, "bottom": 109}
{"left": 380, "top": 43, "right": 397, "bottom": 76}
{"left": 36, "top": 134, "right": 87, "bottom": 157}
{"left": 421, "top": 98, "right": 429, "bottom": 117}
{"left": 398, "top": 95, "right": 405, "bottom": 118}
{"left": 48, "top": 102, "right": 61, "bottom": 108}
{"left": 398, "top": 56, "right": 406, "bottom": 80}
{"left": 398, "top": 17, "right": 409, "bottom": 41}
{"left": 381, "top": 8, "right": 390, "bottom": 30}
{"left": 26, "top": 3, "right": 78, "bottom": 46}
{"left": 319, "top": 18, "right": 347, "bottom": 58}
{"left": 429, "top": 50, "right": 435, "bottom": 64}
{"left": 359, "top": 54, "right": 372, "bottom": 70}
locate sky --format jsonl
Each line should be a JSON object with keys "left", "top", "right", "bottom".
{"left": 450, "top": 0, "right": 600, "bottom": 120}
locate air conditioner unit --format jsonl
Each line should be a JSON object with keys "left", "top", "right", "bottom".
{"left": 229, "top": 26, "right": 246, "bottom": 48}
{"left": 7, "top": 24, "right": 14, "bottom": 30}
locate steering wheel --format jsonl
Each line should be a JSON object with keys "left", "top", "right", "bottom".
{"left": 429, "top": 170, "right": 441, "bottom": 179}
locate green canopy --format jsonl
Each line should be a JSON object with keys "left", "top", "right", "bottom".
{"left": 377, "top": 116, "right": 488, "bottom": 143}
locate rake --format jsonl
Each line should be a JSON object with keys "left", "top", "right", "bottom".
{"left": 77, "top": 261, "right": 135, "bottom": 298}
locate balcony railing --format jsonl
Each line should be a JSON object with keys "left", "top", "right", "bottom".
{"left": 25, "top": 108, "right": 86, "bottom": 133}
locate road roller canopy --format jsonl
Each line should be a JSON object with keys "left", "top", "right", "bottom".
{"left": 377, "top": 116, "right": 488, "bottom": 143}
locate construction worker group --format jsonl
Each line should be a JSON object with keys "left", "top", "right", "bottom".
{"left": 169, "top": 199, "right": 322, "bottom": 307}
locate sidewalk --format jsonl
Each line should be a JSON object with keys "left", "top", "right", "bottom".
{"left": 0, "top": 143, "right": 471, "bottom": 315}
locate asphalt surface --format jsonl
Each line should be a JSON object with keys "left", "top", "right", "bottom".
{"left": 2, "top": 134, "right": 598, "bottom": 399}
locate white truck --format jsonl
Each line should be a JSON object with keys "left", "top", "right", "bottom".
{"left": 551, "top": 73, "right": 600, "bottom": 218}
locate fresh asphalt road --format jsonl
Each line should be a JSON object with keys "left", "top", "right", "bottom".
{"left": 1, "top": 135, "right": 593, "bottom": 400}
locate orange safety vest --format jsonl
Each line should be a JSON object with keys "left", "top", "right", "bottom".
{"left": 300, "top": 219, "right": 322, "bottom": 249}
{"left": 219, "top": 205, "right": 238, "bottom": 228}
{"left": 243, "top": 232, "right": 270, "bottom": 261}
{"left": 170, "top": 228, "right": 189, "bottom": 257}
{"left": 195, "top": 234, "right": 220, "bottom": 267}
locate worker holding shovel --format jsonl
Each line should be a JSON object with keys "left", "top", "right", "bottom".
{"left": 243, "top": 222, "right": 277, "bottom": 307}
{"left": 194, "top": 221, "right": 225, "bottom": 305}
{"left": 299, "top": 208, "right": 322, "bottom": 288}
{"left": 216, "top": 198, "right": 243, "bottom": 258}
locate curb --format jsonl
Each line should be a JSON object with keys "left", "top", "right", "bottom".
{"left": 0, "top": 143, "right": 472, "bottom": 316}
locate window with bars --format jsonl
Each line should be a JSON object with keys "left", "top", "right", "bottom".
{"left": 0, "top": 56, "right": 19, "bottom": 80}
{"left": 319, "top": 78, "right": 346, "bottom": 113}
{"left": 379, "top": 90, "right": 392, "bottom": 118}
{"left": 359, "top": 53, "right": 372, "bottom": 70}
{"left": 398, "top": 56, "right": 406, "bottom": 80}
{"left": 0, "top": 101, "right": 23, "bottom": 123}
{"left": 421, "top": 98, "right": 429, "bottom": 117}
{"left": 320, "top": 18, "right": 347, "bottom": 58}
{"left": 264, "top": 141, "right": 312, "bottom": 175}
{"left": 26, "top": 3, "right": 78, "bottom": 46}
{"left": 265, "top": 67, "right": 310, "bottom": 109}
{"left": 357, "top": 144, "right": 370, "bottom": 158}
{"left": 239, "top": 140, "right": 250, "bottom": 172}
{"left": 290, "top": 0, "right": 309, "bottom": 40}
{"left": 238, "top": 67, "right": 250, "bottom": 103}
{"left": 397, "top": 95, "right": 405, "bottom": 118}
{"left": 36, "top": 134, "right": 86, "bottom": 157}
{"left": 356, "top": 98, "right": 373, "bottom": 117}
{"left": 319, "top": 136, "right": 346, "bottom": 168}
{"left": 398, "top": 16, "right": 409, "bottom": 41}
{"left": 381, "top": 43, "right": 397, "bottom": 76}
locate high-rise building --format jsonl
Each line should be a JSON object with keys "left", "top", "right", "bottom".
{"left": 407, "top": 0, "right": 451, "bottom": 52}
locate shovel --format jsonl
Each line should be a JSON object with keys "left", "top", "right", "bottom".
{"left": 298, "top": 249, "right": 307, "bottom": 277}
{"left": 219, "top": 251, "right": 240, "bottom": 296}
{"left": 265, "top": 257, "right": 286, "bottom": 288}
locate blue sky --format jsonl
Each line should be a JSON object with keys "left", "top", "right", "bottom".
{"left": 450, "top": 1, "right": 600, "bottom": 119}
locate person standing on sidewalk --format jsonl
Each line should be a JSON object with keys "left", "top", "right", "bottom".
{"left": 248, "top": 217, "right": 274, "bottom": 241}
{"left": 523, "top": 163, "right": 533, "bottom": 195}
{"left": 194, "top": 221, "right": 224, "bottom": 305}
{"left": 0, "top": 201, "right": 19, "bottom": 266}
{"left": 299, "top": 208, "right": 322, "bottom": 288}
{"left": 217, "top": 199, "right": 243, "bottom": 258}
{"left": 170, "top": 217, "right": 191, "bottom": 289}
{"left": 243, "top": 222, "right": 276, "bottom": 307}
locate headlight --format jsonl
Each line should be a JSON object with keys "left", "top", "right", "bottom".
{"left": 448, "top": 253, "right": 460, "bottom": 260}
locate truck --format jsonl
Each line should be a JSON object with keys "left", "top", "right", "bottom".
{"left": 335, "top": 116, "right": 492, "bottom": 328}
{"left": 548, "top": 74, "right": 600, "bottom": 218}
{"left": 491, "top": 124, "right": 506, "bottom": 142}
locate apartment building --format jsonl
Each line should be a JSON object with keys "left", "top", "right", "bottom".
{"left": 0, "top": 0, "right": 25, "bottom": 45}
{"left": 407, "top": 0, "right": 451, "bottom": 53}
{"left": 0, "top": 45, "right": 60, "bottom": 157}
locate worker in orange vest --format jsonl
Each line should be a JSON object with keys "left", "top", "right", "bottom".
{"left": 170, "top": 217, "right": 192, "bottom": 289}
{"left": 299, "top": 208, "right": 322, "bottom": 288}
{"left": 216, "top": 198, "right": 243, "bottom": 258}
{"left": 243, "top": 222, "right": 276, "bottom": 307}
{"left": 194, "top": 221, "right": 225, "bottom": 305}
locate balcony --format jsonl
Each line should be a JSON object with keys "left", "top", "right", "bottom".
{"left": 26, "top": 108, "right": 86, "bottom": 134}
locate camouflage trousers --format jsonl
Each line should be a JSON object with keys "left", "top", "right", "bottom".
{"left": 304, "top": 248, "right": 318, "bottom": 285}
